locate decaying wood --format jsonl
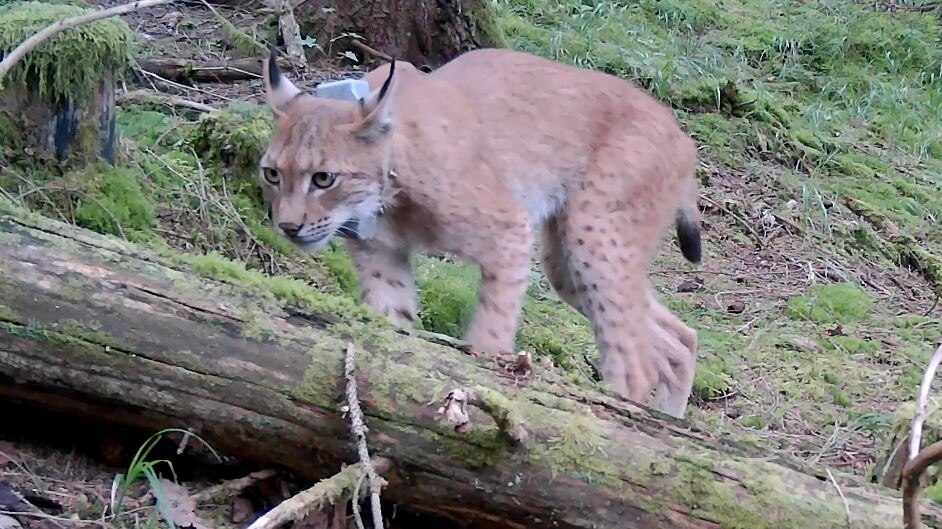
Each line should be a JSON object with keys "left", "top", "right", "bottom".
{"left": 135, "top": 57, "right": 287, "bottom": 83}
{"left": 0, "top": 207, "right": 938, "bottom": 529}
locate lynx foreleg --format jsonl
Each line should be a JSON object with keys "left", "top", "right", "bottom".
{"left": 345, "top": 239, "right": 418, "bottom": 327}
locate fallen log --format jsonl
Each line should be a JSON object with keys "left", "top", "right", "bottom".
{"left": 0, "top": 205, "right": 936, "bottom": 529}
{"left": 135, "top": 57, "right": 286, "bottom": 83}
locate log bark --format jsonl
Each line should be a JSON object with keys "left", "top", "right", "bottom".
{"left": 293, "top": 0, "right": 504, "bottom": 69}
{"left": 0, "top": 206, "right": 938, "bottom": 529}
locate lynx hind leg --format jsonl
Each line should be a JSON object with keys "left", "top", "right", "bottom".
{"left": 540, "top": 217, "right": 587, "bottom": 315}
{"left": 543, "top": 219, "right": 695, "bottom": 416}
{"left": 552, "top": 207, "right": 660, "bottom": 403}
{"left": 647, "top": 292, "right": 698, "bottom": 418}
{"left": 345, "top": 240, "right": 418, "bottom": 327}
{"left": 463, "top": 207, "right": 534, "bottom": 355}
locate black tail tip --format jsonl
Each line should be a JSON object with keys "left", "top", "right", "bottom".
{"left": 676, "top": 218, "right": 702, "bottom": 264}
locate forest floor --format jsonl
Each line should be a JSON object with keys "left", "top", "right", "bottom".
{"left": 2, "top": 0, "right": 942, "bottom": 527}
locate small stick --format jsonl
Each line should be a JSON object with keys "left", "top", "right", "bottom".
{"left": 349, "top": 40, "right": 393, "bottom": 62}
{"left": 439, "top": 386, "right": 528, "bottom": 447}
{"left": 344, "top": 343, "right": 384, "bottom": 529}
{"left": 0, "top": 0, "right": 173, "bottom": 81}
{"left": 119, "top": 89, "right": 217, "bottom": 113}
{"left": 825, "top": 467, "right": 852, "bottom": 528}
{"left": 909, "top": 344, "right": 942, "bottom": 461}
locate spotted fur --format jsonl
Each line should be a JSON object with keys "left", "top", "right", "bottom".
{"left": 257, "top": 47, "right": 701, "bottom": 417}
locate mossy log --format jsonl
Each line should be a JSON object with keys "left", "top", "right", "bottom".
{"left": 293, "top": 0, "right": 505, "bottom": 69}
{"left": 0, "top": 207, "right": 940, "bottom": 529}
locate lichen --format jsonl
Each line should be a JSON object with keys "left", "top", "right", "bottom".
{"left": 0, "top": 1, "right": 134, "bottom": 101}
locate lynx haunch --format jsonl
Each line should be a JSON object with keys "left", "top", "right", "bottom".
{"left": 258, "top": 47, "right": 702, "bottom": 418}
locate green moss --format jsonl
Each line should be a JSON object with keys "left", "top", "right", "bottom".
{"left": 0, "top": 1, "right": 134, "bottom": 101}
{"left": 828, "top": 336, "right": 877, "bottom": 355}
{"left": 786, "top": 283, "right": 871, "bottom": 323}
{"left": 177, "top": 251, "right": 378, "bottom": 324}
{"left": 188, "top": 101, "right": 272, "bottom": 180}
{"left": 71, "top": 163, "right": 155, "bottom": 241}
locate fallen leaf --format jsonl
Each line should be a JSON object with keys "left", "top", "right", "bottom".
{"left": 156, "top": 479, "right": 210, "bottom": 529}
{"left": 230, "top": 496, "right": 253, "bottom": 524}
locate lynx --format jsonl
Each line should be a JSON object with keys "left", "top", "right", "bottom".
{"left": 257, "top": 47, "right": 702, "bottom": 418}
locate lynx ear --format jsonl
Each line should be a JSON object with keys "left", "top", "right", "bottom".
{"left": 354, "top": 59, "right": 398, "bottom": 142}
{"left": 263, "top": 46, "right": 301, "bottom": 115}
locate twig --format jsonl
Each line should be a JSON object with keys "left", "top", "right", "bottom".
{"left": 699, "top": 193, "right": 764, "bottom": 249}
{"left": 0, "top": 0, "right": 173, "bottom": 81}
{"left": 438, "top": 386, "right": 529, "bottom": 447}
{"left": 903, "top": 440, "right": 942, "bottom": 529}
{"left": 119, "top": 89, "right": 217, "bottom": 113}
{"left": 909, "top": 344, "right": 942, "bottom": 461}
{"left": 349, "top": 40, "right": 392, "bottom": 62}
{"left": 344, "top": 343, "right": 384, "bottom": 529}
{"left": 192, "top": 470, "right": 278, "bottom": 503}
{"left": 244, "top": 465, "right": 364, "bottom": 529}
{"left": 825, "top": 467, "right": 852, "bottom": 528}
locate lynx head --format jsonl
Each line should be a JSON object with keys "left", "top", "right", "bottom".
{"left": 258, "top": 48, "right": 399, "bottom": 252}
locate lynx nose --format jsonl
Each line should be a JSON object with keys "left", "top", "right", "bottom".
{"left": 279, "top": 222, "right": 302, "bottom": 237}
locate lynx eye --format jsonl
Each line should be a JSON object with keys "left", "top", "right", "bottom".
{"left": 262, "top": 167, "right": 280, "bottom": 185}
{"left": 312, "top": 172, "right": 337, "bottom": 189}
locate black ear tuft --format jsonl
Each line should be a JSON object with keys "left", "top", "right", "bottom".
{"left": 267, "top": 45, "right": 281, "bottom": 88}
{"left": 377, "top": 58, "right": 395, "bottom": 101}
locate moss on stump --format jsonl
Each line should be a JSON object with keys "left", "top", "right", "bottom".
{"left": 0, "top": 1, "right": 134, "bottom": 168}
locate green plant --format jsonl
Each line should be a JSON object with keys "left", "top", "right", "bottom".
{"left": 111, "top": 428, "right": 220, "bottom": 528}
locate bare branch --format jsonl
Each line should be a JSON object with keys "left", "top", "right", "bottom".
{"left": 903, "top": 440, "right": 942, "bottom": 529}
{"left": 0, "top": 0, "right": 173, "bottom": 81}
{"left": 344, "top": 343, "right": 384, "bottom": 529}
{"left": 118, "top": 89, "right": 217, "bottom": 113}
{"left": 909, "top": 344, "right": 942, "bottom": 461}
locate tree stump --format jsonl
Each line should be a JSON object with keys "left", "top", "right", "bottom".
{"left": 293, "top": 0, "right": 505, "bottom": 69}
{"left": 0, "top": 1, "right": 133, "bottom": 168}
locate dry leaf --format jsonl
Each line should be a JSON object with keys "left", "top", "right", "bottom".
{"left": 230, "top": 496, "right": 253, "bottom": 524}
{"left": 157, "top": 479, "right": 210, "bottom": 529}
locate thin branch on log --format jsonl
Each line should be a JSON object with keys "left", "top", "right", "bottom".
{"left": 344, "top": 343, "right": 384, "bottom": 529}
{"left": 909, "top": 344, "right": 942, "bottom": 460}
{"left": 903, "top": 440, "right": 942, "bottom": 529}
{"left": 0, "top": 0, "right": 173, "bottom": 81}
{"left": 118, "top": 89, "right": 217, "bottom": 113}
{"left": 439, "top": 386, "right": 529, "bottom": 447}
